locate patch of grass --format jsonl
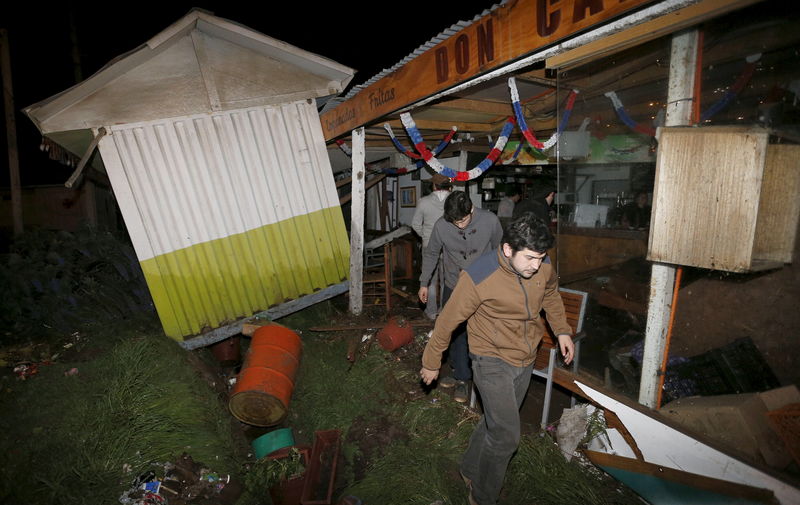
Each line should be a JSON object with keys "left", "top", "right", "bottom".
{"left": 0, "top": 329, "right": 239, "bottom": 505}
{"left": 504, "top": 433, "right": 641, "bottom": 505}
{"left": 289, "top": 335, "right": 392, "bottom": 441}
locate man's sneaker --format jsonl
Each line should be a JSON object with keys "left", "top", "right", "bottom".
{"left": 454, "top": 381, "right": 470, "bottom": 403}
{"left": 438, "top": 376, "right": 457, "bottom": 388}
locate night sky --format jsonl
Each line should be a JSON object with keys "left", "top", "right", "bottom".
{"left": 1, "top": 1, "right": 495, "bottom": 185}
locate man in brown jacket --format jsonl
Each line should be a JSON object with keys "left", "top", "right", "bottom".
{"left": 419, "top": 213, "right": 574, "bottom": 505}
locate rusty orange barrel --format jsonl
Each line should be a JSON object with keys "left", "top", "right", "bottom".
{"left": 229, "top": 324, "right": 302, "bottom": 426}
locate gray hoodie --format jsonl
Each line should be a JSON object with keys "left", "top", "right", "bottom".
{"left": 419, "top": 207, "right": 503, "bottom": 289}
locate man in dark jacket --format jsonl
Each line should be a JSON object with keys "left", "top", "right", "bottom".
{"left": 512, "top": 183, "right": 556, "bottom": 223}
{"left": 420, "top": 213, "right": 574, "bottom": 505}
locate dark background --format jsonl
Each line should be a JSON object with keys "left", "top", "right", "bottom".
{"left": 1, "top": 1, "right": 495, "bottom": 185}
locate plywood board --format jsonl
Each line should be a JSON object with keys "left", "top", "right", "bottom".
{"left": 648, "top": 126, "right": 768, "bottom": 271}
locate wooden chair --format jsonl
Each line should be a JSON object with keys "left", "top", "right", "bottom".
{"left": 362, "top": 243, "right": 392, "bottom": 312}
{"left": 532, "top": 287, "right": 588, "bottom": 428}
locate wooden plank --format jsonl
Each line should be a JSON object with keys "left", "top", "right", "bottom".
{"left": 430, "top": 98, "right": 514, "bottom": 117}
{"left": 364, "top": 225, "right": 413, "bottom": 249}
{"left": 349, "top": 128, "right": 366, "bottom": 315}
{"left": 547, "top": 0, "right": 763, "bottom": 70}
{"left": 65, "top": 127, "right": 107, "bottom": 188}
{"left": 319, "top": 0, "right": 654, "bottom": 141}
{"left": 584, "top": 450, "right": 778, "bottom": 504}
{"left": 648, "top": 126, "right": 768, "bottom": 271}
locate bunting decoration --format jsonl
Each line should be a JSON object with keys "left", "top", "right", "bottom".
{"left": 604, "top": 91, "right": 657, "bottom": 136}
{"left": 509, "top": 77, "right": 579, "bottom": 151}
{"left": 400, "top": 112, "right": 516, "bottom": 181}
{"left": 335, "top": 139, "right": 352, "bottom": 157}
{"left": 501, "top": 141, "right": 525, "bottom": 165}
{"left": 383, "top": 124, "right": 458, "bottom": 160}
{"left": 700, "top": 54, "right": 761, "bottom": 122}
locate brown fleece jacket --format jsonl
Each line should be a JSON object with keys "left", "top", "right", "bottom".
{"left": 422, "top": 247, "right": 572, "bottom": 370}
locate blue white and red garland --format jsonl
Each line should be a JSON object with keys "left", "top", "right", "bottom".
{"left": 383, "top": 124, "right": 458, "bottom": 161}
{"left": 604, "top": 91, "right": 657, "bottom": 137}
{"left": 509, "top": 77, "right": 579, "bottom": 151}
{"left": 400, "top": 112, "right": 516, "bottom": 181}
{"left": 603, "top": 54, "right": 762, "bottom": 134}
{"left": 335, "top": 129, "right": 459, "bottom": 176}
{"left": 701, "top": 54, "right": 761, "bottom": 122}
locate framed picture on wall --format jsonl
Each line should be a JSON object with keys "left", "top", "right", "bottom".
{"left": 400, "top": 186, "right": 417, "bottom": 207}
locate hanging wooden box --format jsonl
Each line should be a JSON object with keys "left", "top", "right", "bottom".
{"left": 648, "top": 126, "right": 800, "bottom": 272}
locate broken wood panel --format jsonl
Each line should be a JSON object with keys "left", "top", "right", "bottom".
{"left": 584, "top": 450, "right": 778, "bottom": 504}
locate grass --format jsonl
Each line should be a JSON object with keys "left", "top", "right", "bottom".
{"left": 278, "top": 306, "right": 644, "bottom": 505}
{"left": 0, "top": 323, "right": 240, "bottom": 505}
{"left": 0, "top": 229, "right": 644, "bottom": 505}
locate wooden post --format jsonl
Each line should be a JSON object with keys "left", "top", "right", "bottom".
{"left": 348, "top": 127, "right": 366, "bottom": 315}
{"left": 638, "top": 29, "right": 699, "bottom": 408}
{"left": 1, "top": 29, "right": 23, "bottom": 236}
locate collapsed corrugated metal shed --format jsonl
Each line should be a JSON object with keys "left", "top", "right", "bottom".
{"left": 23, "top": 9, "right": 356, "bottom": 341}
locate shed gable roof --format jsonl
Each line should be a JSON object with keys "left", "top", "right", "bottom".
{"left": 25, "top": 9, "right": 355, "bottom": 136}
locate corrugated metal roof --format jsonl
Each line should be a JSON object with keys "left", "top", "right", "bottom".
{"left": 320, "top": 3, "right": 504, "bottom": 115}
{"left": 97, "top": 100, "right": 350, "bottom": 340}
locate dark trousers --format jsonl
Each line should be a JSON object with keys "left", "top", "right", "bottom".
{"left": 460, "top": 354, "right": 533, "bottom": 504}
{"left": 441, "top": 286, "right": 471, "bottom": 381}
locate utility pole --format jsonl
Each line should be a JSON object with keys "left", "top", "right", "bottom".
{"left": 1, "top": 29, "right": 23, "bottom": 236}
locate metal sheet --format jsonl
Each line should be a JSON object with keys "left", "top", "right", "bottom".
{"left": 98, "top": 100, "right": 349, "bottom": 340}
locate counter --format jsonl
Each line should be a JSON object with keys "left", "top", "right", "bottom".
{"left": 553, "top": 225, "right": 649, "bottom": 283}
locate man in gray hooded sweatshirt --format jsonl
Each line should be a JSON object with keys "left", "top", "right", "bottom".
{"left": 418, "top": 191, "right": 503, "bottom": 402}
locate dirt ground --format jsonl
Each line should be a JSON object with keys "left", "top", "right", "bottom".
{"left": 669, "top": 235, "right": 800, "bottom": 387}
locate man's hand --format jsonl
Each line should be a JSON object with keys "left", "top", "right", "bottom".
{"left": 557, "top": 334, "right": 575, "bottom": 365}
{"left": 418, "top": 286, "right": 429, "bottom": 303}
{"left": 419, "top": 367, "right": 439, "bottom": 385}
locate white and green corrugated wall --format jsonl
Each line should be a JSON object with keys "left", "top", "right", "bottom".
{"left": 97, "top": 100, "right": 349, "bottom": 340}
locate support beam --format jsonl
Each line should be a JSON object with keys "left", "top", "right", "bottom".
{"left": 638, "top": 29, "right": 699, "bottom": 408}
{"left": 348, "top": 127, "right": 366, "bottom": 315}
{"left": 65, "top": 127, "right": 107, "bottom": 188}
{"left": 430, "top": 98, "right": 514, "bottom": 117}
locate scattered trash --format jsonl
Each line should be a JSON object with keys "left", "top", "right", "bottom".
{"left": 64, "top": 367, "right": 79, "bottom": 376}
{"left": 555, "top": 404, "right": 608, "bottom": 462}
{"left": 13, "top": 363, "right": 41, "bottom": 380}
{"left": 118, "top": 453, "right": 240, "bottom": 505}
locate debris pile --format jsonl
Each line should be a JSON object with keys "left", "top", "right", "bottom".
{"left": 119, "top": 453, "right": 241, "bottom": 505}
